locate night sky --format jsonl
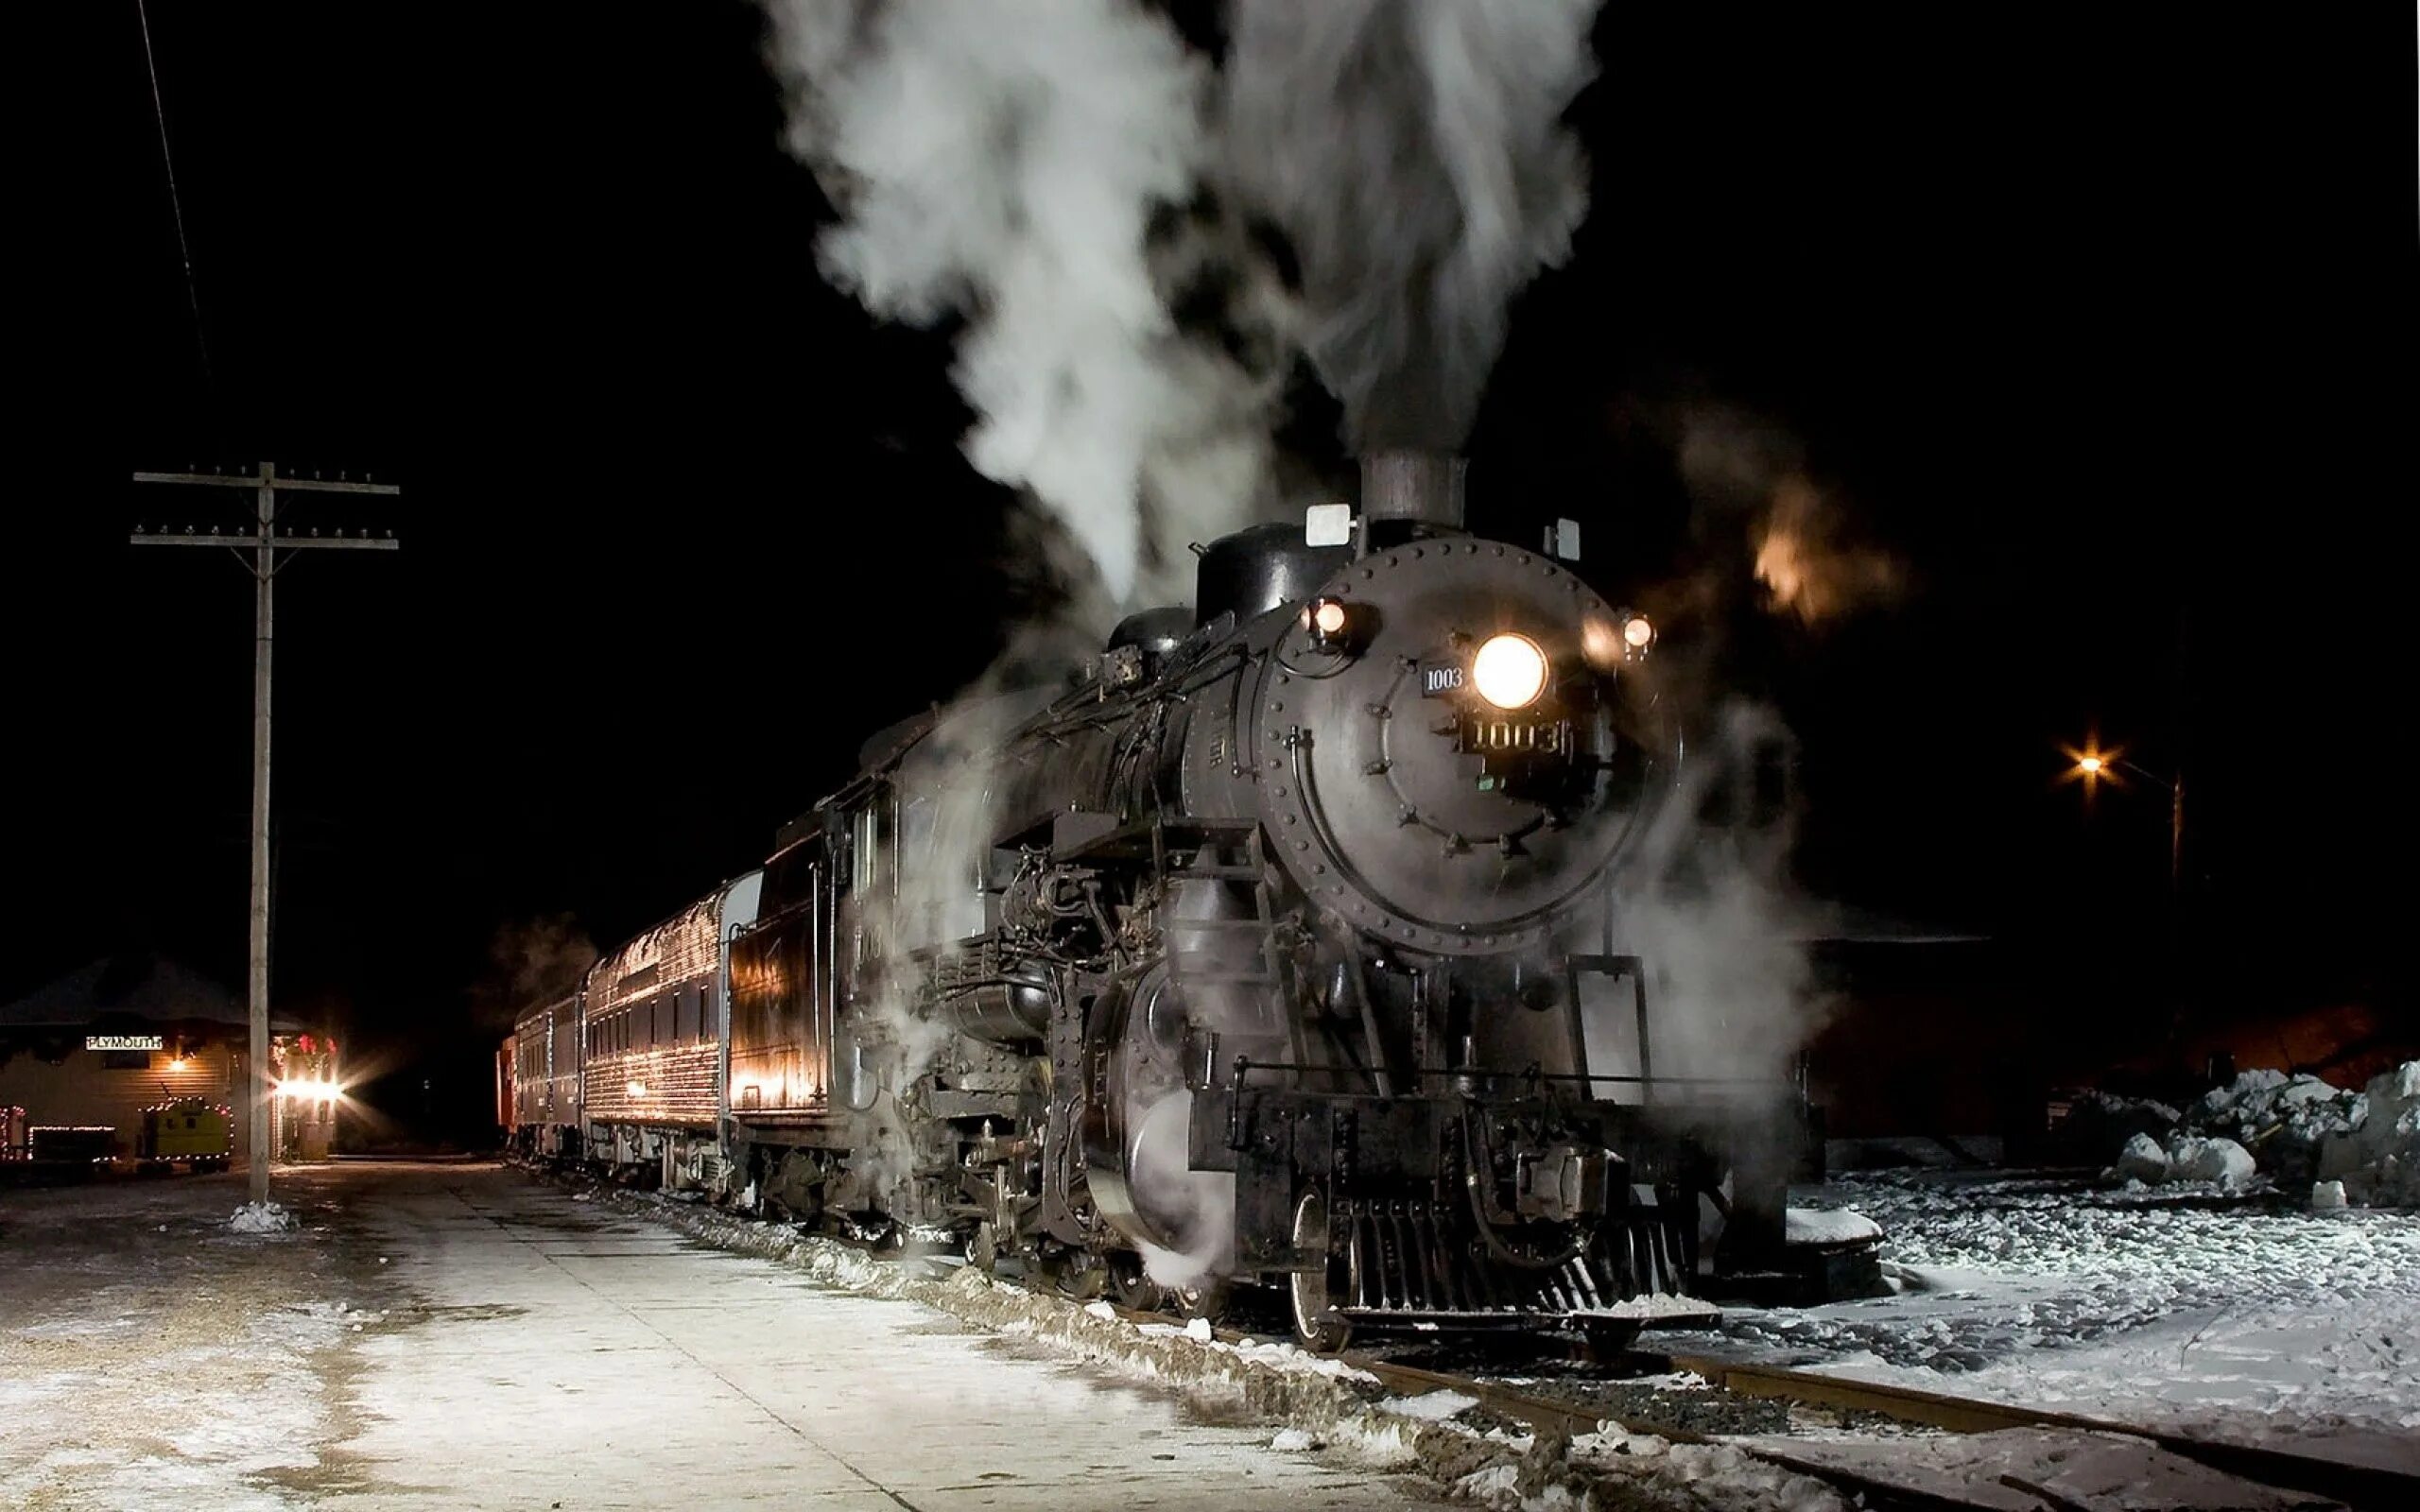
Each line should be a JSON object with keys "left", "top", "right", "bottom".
{"left": 17, "top": 5, "right": 2411, "bottom": 1137}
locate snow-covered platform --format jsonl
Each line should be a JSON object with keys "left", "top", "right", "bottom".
{"left": 1, "top": 1161, "right": 1442, "bottom": 1510}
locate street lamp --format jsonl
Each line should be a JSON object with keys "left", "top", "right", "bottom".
{"left": 2062, "top": 740, "right": 2183, "bottom": 894}
{"left": 2064, "top": 734, "right": 2195, "bottom": 1057}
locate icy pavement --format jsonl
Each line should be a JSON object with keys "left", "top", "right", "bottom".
{"left": 1712, "top": 1168, "right": 2420, "bottom": 1465}
{"left": 2, "top": 1164, "right": 1445, "bottom": 1510}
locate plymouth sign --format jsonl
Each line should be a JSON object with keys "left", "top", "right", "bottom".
{"left": 85, "top": 1035, "right": 164, "bottom": 1052}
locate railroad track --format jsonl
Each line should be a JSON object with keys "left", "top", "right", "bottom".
{"left": 1342, "top": 1338, "right": 2409, "bottom": 1512}
{"left": 1084, "top": 1288, "right": 2405, "bottom": 1511}
{"left": 1645, "top": 1351, "right": 2405, "bottom": 1512}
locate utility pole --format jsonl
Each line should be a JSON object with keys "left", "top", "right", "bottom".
{"left": 132, "top": 461, "right": 399, "bottom": 1208}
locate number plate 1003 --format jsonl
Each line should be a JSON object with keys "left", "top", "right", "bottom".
{"left": 1460, "top": 717, "right": 1570, "bottom": 756}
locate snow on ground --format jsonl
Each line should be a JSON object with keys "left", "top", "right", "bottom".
{"left": 0, "top": 1171, "right": 354, "bottom": 1510}
{"left": 1718, "top": 1168, "right": 2420, "bottom": 1464}
{"left": 1784, "top": 1207, "right": 1881, "bottom": 1246}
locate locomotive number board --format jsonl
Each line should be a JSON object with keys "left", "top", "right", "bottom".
{"left": 1458, "top": 717, "right": 1572, "bottom": 756}
{"left": 1420, "top": 661, "right": 1466, "bottom": 696}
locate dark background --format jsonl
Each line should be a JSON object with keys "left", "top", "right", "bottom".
{"left": 14, "top": 4, "right": 2411, "bottom": 1142}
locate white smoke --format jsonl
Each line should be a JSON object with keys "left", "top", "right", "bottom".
{"left": 1129, "top": 1090, "right": 1234, "bottom": 1291}
{"left": 477, "top": 914, "right": 596, "bottom": 1034}
{"left": 763, "top": 0, "right": 1284, "bottom": 610}
{"left": 834, "top": 626, "right": 1088, "bottom": 1211}
{"left": 1220, "top": 0, "right": 1600, "bottom": 449}
{"left": 1613, "top": 703, "right": 1824, "bottom": 1082}
{"left": 761, "top": 0, "right": 1618, "bottom": 1263}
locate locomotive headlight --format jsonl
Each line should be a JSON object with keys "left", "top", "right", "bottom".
{"left": 1471, "top": 633, "right": 1549, "bottom": 710}
{"left": 1623, "top": 614, "right": 1654, "bottom": 651}
{"left": 1300, "top": 595, "right": 1360, "bottom": 653}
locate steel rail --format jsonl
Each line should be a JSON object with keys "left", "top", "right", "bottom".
{"left": 1651, "top": 1350, "right": 2406, "bottom": 1511}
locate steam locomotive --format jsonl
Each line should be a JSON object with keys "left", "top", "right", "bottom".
{"left": 503, "top": 451, "right": 1820, "bottom": 1351}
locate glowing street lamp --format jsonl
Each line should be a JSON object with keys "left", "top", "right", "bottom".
{"left": 2063, "top": 733, "right": 2189, "bottom": 975}
{"left": 2064, "top": 740, "right": 2180, "bottom": 884}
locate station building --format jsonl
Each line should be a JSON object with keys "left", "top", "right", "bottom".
{"left": 0, "top": 956, "right": 337, "bottom": 1166}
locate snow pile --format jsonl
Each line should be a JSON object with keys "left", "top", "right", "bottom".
{"left": 1785, "top": 1207, "right": 1881, "bottom": 1246}
{"left": 2103, "top": 1131, "right": 2257, "bottom": 1191}
{"left": 2320, "top": 1060, "right": 2420, "bottom": 1207}
{"left": 227, "top": 1201, "right": 296, "bottom": 1234}
{"left": 2112, "top": 1131, "right": 2171, "bottom": 1183}
{"left": 2197, "top": 1068, "right": 2368, "bottom": 1184}
{"left": 2104, "top": 1058, "right": 2420, "bottom": 1206}
{"left": 1374, "top": 1390, "right": 1480, "bottom": 1421}
{"left": 2166, "top": 1134, "right": 2257, "bottom": 1186}
{"left": 2086, "top": 1066, "right": 2381, "bottom": 1196}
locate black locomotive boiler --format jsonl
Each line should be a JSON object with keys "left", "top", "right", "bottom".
{"left": 519, "top": 450, "right": 1820, "bottom": 1351}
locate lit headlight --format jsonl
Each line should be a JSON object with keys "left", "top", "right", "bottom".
{"left": 1300, "top": 595, "right": 1360, "bottom": 653}
{"left": 1471, "top": 633, "right": 1548, "bottom": 710}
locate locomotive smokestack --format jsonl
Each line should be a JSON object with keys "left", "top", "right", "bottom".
{"left": 1359, "top": 450, "right": 1467, "bottom": 534}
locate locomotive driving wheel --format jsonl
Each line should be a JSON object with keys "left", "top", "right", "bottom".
{"left": 1107, "top": 1250, "right": 1235, "bottom": 1320}
{"left": 1288, "top": 1188, "right": 1354, "bottom": 1353}
{"left": 1107, "top": 1250, "right": 1159, "bottom": 1310}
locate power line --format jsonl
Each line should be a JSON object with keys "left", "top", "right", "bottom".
{"left": 134, "top": 0, "right": 211, "bottom": 382}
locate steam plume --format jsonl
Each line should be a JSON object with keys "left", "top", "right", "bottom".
{"left": 1220, "top": 0, "right": 1600, "bottom": 450}
{"left": 475, "top": 914, "right": 597, "bottom": 1033}
{"left": 1680, "top": 404, "right": 1903, "bottom": 625}
{"left": 1132, "top": 1091, "right": 1235, "bottom": 1290}
{"left": 1613, "top": 703, "right": 1824, "bottom": 1081}
{"left": 763, "top": 0, "right": 1282, "bottom": 608}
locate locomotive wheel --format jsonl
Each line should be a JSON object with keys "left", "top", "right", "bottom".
{"left": 1048, "top": 1251, "right": 1107, "bottom": 1301}
{"left": 1288, "top": 1189, "right": 1353, "bottom": 1354}
{"left": 968, "top": 1223, "right": 999, "bottom": 1276}
{"left": 1106, "top": 1251, "right": 1232, "bottom": 1320}
{"left": 1170, "top": 1278, "right": 1231, "bottom": 1322}
{"left": 1107, "top": 1250, "right": 1160, "bottom": 1311}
